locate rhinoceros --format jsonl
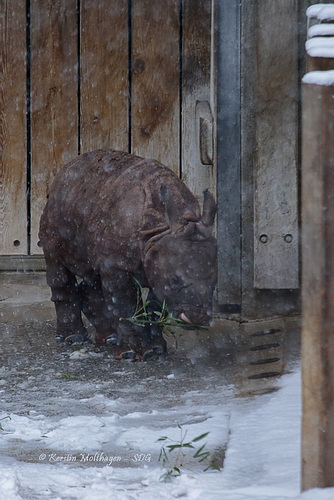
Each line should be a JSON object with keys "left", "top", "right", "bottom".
{"left": 39, "top": 149, "right": 217, "bottom": 360}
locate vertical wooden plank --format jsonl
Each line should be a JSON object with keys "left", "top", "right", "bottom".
{"left": 80, "top": 0, "right": 129, "bottom": 153}
{"left": 131, "top": 0, "right": 179, "bottom": 173}
{"left": 0, "top": 1, "right": 27, "bottom": 255}
{"left": 30, "top": 0, "right": 78, "bottom": 255}
{"left": 253, "top": 0, "right": 299, "bottom": 289}
{"left": 240, "top": 0, "right": 300, "bottom": 319}
{"left": 216, "top": 0, "right": 241, "bottom": 305}
{"left": 182, "top": 0, "right": 214, "bottom": 199}
{"left": 302, "top": 79, "right": 334, "bottom": 490}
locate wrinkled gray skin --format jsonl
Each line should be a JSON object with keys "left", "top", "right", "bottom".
{"left": 39, "top": 149, "right": 217, "bottom": 360}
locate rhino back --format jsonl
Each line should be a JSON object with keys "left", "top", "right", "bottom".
{"left": 40, "top": 149, "right": 200, "bottom": 275}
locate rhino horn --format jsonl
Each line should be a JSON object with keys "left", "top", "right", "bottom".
{"left": 201, "top": 189, "right": 216, "bottom": 227}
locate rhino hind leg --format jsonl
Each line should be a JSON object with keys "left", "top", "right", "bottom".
{"left": 45, "top": 261, "right": 88, "bottom": 344}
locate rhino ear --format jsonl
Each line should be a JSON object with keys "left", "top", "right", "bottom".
{"left": 160, "top": 184, "right": 181, "bottom": 225}
{"left": 201, "top": 189, "right": 216, "bottom": 227}
{"left": 160, "top": 184, "right": 201, "bottom": 226}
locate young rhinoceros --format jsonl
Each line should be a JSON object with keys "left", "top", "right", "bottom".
{"left": 39, "top": 149, "right": 217, "bottom": 360}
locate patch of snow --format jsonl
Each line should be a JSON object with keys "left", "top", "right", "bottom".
{"left": 317, "top": 6, "right": 334, "bottom": 21}
{"left": 306, "top": 37, "right": 334, "bottom": 57}
{"left": 306, "top": 4, "right": 334, "bottom": 19}
{"left": 2, "top": 366, "right": 334, "bottom": 499}
{"left": 302, "top": 70, "right": 334, "bottom": 85}
{"left": 69, "top": 349, "right": 103, "bottom": 359}
{"left": 308, "top": 24, "right": 334, "bottom": 38}
{"left": 0, "top": 413, "right": 50, "bottom": 441}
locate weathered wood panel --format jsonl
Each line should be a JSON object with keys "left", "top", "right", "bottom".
{"left": 240, "top": 0, "right": 300, "bottom": 318}
{"left": 131, "top": 0, "right": 179, "bottom": 173}
{"left": 30, "top": 0, "right": 78, "bottom": 255}
{"left": 253, "top": 0, "right": 299, "bottom": 289}
{"left": 182, "top": 0, "right": 214, "bottom": 200}
{"left": 302, "top": 81, "right": 334, "bottom": 490}
{"left": 80, "top": 0, "right": 129, "bottom": 153}
{"left": 0, "top": 1, "right": 27, "bottom": 255}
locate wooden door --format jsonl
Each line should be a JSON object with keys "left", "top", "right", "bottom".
{"left": 0, "top": 0, "right": 215, "bottom": 263}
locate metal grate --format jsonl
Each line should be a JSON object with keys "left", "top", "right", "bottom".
{"left": 234, "top": 321, "right": 285, "bottom": 397}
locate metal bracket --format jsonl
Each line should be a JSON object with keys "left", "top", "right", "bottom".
{"left": 196, "top": 100, "right": 213, "bottom": 165}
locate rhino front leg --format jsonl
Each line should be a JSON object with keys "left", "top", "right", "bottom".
{"left": 137, "top": 289, "right": 167, "bottom": 360}
{"left": 100, "top": 270, "right": 151, "bottom": 359}
{"left": 45, "top": 261, "right": 88, "bottom": 344}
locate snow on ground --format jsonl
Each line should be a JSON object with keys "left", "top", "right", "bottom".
{"left": 1, "top": 364, "right": 334, "bottom": 500}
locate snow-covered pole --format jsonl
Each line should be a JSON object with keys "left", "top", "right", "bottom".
{"left": 301, "top": 68, "right": 334, "bottom": 491}
{"left": 306, "top": 4, "right": 334, "bottom": 71}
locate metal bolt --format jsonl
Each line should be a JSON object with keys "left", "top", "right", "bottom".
{"left": 284, "top": 234, "right": 293, "bottom": 243}
{"left": 259, "top": 234, "right": 268, "bottom": 244}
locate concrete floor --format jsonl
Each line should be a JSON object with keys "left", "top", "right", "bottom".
{"left": 0, "top": 271, "right": 301, "bottom": 475}
{"left": 0, "top": 271, "right": 301, "bottom": 390}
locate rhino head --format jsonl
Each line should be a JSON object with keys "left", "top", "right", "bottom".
{"left": 143, "top": 188, "right": 217, "bottom": 326}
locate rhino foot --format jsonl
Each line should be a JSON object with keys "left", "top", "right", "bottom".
{"left": 64, "top": 333, "right": 89, "bottom": 345}
{"left": 114, "top": 349, "right": 137, "bottom": 361}
{"left": 105, "top": 334, "right": 118, "bottom": 345}
{"left": 141, "top": 348, "right": 162, "bottom": 361}
{"left": 94, "top": 332, "right": 118, "bottom": 344}
{"left": 56, "top": 334, "right": 88, "bottom": 345}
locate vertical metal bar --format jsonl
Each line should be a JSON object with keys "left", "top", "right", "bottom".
{"left": 26, "top": 0, "right": 31, "bottom": 254}
{"left": 216, "top": 0, "right": 241, "bottom": 306}
{"left": 179, "top": 0, "right": 183, "bottom": 179}
{"left": 128, "top": 0, "right": 132, "bottom": 153}
{"left": 77, "top": 0, "right": 81, "bottom": 155}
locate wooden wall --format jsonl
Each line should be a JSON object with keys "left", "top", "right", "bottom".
{"left": 0, "top": 0, "right": 215, "bottom": 259}
{"left": 1, "top": 0, "right": 325, "bottom": 320}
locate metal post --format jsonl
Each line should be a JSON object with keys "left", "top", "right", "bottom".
{"left": 216, "top": 0, "right": 241, "bottom": 308}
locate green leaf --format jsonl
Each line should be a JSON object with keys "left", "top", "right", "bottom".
{"left": 197, "top": 453, "right": 210, "bottom": 463}
{"left": 167, "top": 444, "right": 182, "bottom": 452}
{"left": 193, "top": 444, "right": 206, "bottom": 458}
{"left": 192, "top": 432, "right": 210, "bottom": 442}
{"left": 181, "top": 443, "right": 194, "bottom": 449}
{"left": 158, "top": 447, "right": 169, "bottom": 465}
